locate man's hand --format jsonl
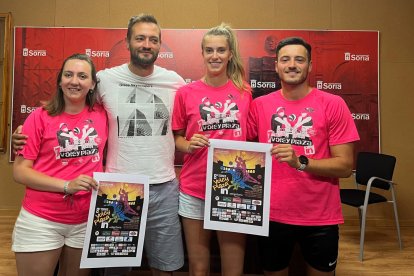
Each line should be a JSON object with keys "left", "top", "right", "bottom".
{"left": 12, "top": 125, "right": 27, "bottom": 154}
{"left": 271, "top": 144, "right": 300, "bottom": 169}
{"left": 271, "top": 143, "right": 355, "bottom": 178}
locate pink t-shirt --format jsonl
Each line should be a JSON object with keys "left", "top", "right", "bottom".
{"left": 18, "top": 105, "right": 108, "bottom": 224}
{"left": 247, "top": 88, "right": 360, "bottom": 226}
{"left": 172, "top": 80, "right": 252, "bottom": 199}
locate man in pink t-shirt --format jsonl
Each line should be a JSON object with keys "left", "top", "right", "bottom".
{"left": 247, "top": 37, "right": 359, "bottom": 276}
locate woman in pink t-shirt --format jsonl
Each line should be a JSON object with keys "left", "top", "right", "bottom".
{"left": 172, "top": 23, "right": 252, "bottom": 275}
{"left": 12, "top": 53, "right": 108, "bottom": 276}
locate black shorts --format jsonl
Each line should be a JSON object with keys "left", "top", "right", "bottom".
{"left": 258, "top": 222, "right": 339, "bottom": 272}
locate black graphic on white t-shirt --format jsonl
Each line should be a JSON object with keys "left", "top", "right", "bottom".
{"left": 268, "top": 106, "right": 315, "bottom": 147}
{"left": 198, "top": 94, "right": 241, "bottom": 132}
{"left": 118, "top": 88, "right": 170, "bottom": 137}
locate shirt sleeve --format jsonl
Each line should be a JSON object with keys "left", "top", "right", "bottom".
{"left": 171, "top": 87, "right": 187, "bottom": 131}
{"left": 18, "top": 108, "right": 46, "bottom": 160}
{"left": 247, "top": 99, "right": 259, "bottom": 141}
{"left": 326, "top": 95, "right": 360, "bottom": 145}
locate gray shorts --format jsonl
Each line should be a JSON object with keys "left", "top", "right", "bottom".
{"left": 144, "top": 178, "right": 184, "bottom": 271}
{"left": 104, "top": 178, "right": 184, "bottom": 275}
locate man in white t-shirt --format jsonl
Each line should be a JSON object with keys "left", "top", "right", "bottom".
{"left": 98, "top": 14, "right": 185, "bottom": 276}
{"left": 13, "top": 14, "right": 185, "bottom": 276}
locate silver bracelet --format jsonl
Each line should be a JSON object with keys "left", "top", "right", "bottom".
{"left": 63, "top": 181, "right": 73, "bottom": 205}
{"left": 63, "top": 181, "right": 70, "bottom": 196}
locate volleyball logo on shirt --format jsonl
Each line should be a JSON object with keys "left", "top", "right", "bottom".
{"left": 268, "top": 106, "right": 316, "bottom": 147}
{"left": 198, "top": 94, "right": 241, "bottom": 131}
{"left": 54, "top": 119, "right": 101, "bottom": 162}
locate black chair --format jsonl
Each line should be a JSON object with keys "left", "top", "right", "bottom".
{"left": 340, "top": 152, "right": 402, "bottom": 261}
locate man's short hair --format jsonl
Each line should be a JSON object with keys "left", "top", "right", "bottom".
{"left": 276, "top": 37, "right": 312, "bottom": 61}
{"left": 126, "top": 14, "right": 161, "bottom": 42}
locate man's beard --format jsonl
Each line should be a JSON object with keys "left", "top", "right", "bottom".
{"left": 279, "top": 69, "right": 308, "bottom": 85}
{"left": 130, "top": 49, "right": 159, "bottom": 68}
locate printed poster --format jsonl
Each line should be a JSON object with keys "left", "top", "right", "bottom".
{"left": 80, "top": 173, "right": 149, "bottom": 268}
{"left": 204, "top": 139, "right": 272, "bottom": 236}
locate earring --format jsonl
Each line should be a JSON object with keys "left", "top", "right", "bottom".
{"left": 89, "top": 89, "right": 94, "bottom": 94}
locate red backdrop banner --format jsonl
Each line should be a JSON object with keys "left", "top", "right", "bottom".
{"left": 11, "top": 27, "right": 379, "bottom": 162}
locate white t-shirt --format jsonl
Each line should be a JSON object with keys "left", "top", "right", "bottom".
{"left": 98, "top": 64, "right": 185, "bottom": 184}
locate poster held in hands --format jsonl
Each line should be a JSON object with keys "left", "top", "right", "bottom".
{"left": 80, "top": 172, "right": 149, "bottom": 268}
{"left": 204, "top": 139, "right": 272, "bottom": 236}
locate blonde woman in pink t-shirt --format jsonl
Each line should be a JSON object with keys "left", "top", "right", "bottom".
{"left": 12, "top": 54, "right": 108, "bottom": 276}
{"left": 172, "top": 23, "right": 252, "bottom": 276}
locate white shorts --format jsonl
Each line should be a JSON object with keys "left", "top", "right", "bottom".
{"left": 178, "top": 192, "right": 205, "bottom": 220}
{"left": 12, "top": 208, "right": 87, "bottom": 252}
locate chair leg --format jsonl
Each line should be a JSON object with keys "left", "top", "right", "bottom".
{"left": 393, "top": 204, "right": 403, "bottom": 250}
{"left": 392, "top": 201, "right": 402, "bottom": 250}
{"left": 359, "top": 205, "right": 368, "bottom": 262}
{"left": 391, "top": 190, "right": 403, "bottom": 250}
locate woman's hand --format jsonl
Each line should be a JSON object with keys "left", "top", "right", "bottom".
{"left": 187, "top": 133, "right": 210, "bottom": 153}
{"left": 65, "top": 175, "right": 98, "bottom": 195}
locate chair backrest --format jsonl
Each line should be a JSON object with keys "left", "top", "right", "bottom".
{"left": 355, "top": 152, "right": 396, "bottom": 190}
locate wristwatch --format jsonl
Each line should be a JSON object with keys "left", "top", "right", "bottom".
{"left": 297, "top": 155, "right": 309, "bottom": 171}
